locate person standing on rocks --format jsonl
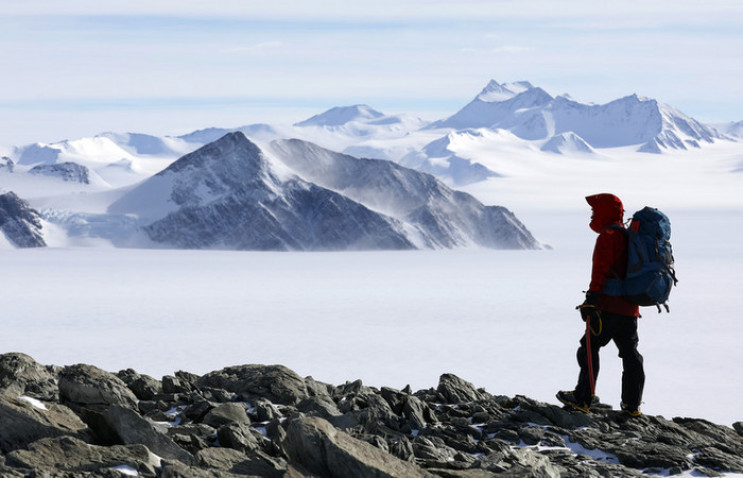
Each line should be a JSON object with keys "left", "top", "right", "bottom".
{"left": 557, "top": 193, "right": 644, "bottom": 417}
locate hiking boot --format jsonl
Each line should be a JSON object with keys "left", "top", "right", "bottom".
{"left": 556, "top": 390, "right": 590, "bottom": 413}
{"left": 621, "top": 402, "right": 642, "bottom": 417}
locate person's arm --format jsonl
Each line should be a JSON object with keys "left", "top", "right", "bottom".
{"left": 589, "top": 229, "right": 620, "bottom": 293}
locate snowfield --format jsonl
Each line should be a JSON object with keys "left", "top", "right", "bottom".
{"left": 2, "top": 211, "right": 740, "bottom": 428}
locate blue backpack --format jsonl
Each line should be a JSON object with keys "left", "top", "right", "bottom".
{"left": 604, "top": 207, "right": 678, "bottom": 312}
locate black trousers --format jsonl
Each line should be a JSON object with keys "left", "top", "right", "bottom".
{"left": 574, "top": 311, "right": 645, "bottom": 408}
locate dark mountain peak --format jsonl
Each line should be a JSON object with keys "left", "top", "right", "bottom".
{"left": 161, "top": 131, "right": 266, "bottom": 177}
{"left": 0, "top": 191, "right": 46, "bottom": 247}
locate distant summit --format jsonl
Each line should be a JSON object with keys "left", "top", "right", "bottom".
{"left": 430, "top": 81, "right": 553, "bottom": 131}
{"left": 429, "top": 80, "right": 720, "bottom": 153}
{"left": 295, "top": 105, "right": 386, "bottom": 127}
{"left": 541, "top": 132, "right": 596, "bottom": 154}
{"left": 476, "top": 79, "right": 538, "bottom": 102}
{"left": 713, "top": 120, "right": 743, "bottom": 139}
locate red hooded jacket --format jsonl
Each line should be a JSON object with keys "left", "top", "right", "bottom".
{"left": 586, "top": 194, "right": 639, "bottom": 317}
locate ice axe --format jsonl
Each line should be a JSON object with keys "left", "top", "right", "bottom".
{"left": 576, "top": 304, "right": 602, "bottom": 397}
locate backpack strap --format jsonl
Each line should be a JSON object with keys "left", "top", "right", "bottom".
{"left": 601, "top": 224, "right": 628, "bottom": 281}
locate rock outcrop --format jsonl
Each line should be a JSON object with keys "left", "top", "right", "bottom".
{"left": 28, "top": 161, "right": 91, "bottom": 183}
{"left": 1, "top": 353, "right": 742, "bottom": 477}
{"left": 0, "top": 192, "right": 46, "bottom": 248}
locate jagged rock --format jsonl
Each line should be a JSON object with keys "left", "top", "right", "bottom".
{"left": 0, "top": 191, "right": 46, "bottom": 248}
{"left": 91, "top": 405, "right": 193, "bottom": 463}
{"left": 437, "top": 374, "right": 489, "bottom": 404}
{"left": 332, "top": 385, "right": 401, "bottom": 432}
{"left": 0, "top": 394, "right": 89, "bottom": 453}
{"left": 380, "top": 386, "right": 408, "bottom": 415}
{"left": 200, "top": 386, "right": 237, "bottom": 403}
{"left": 202, "top": 402, "right": 251, "bottom": 429}
{"left": 58, "top": 363, "right": 138, "bottom": 411}
{"left": 499, "top": 395, "right": 595, "bottom": 429}
{"left": 167, "top": 424, "right": 216, "bottom": 454}
{"left": 4, "top": 436, "right": 159, "bottom": 477}
{"left": 304, "top": 376, "right": 334, "bottom": 398}
{"left": 253, "top": 397, "right": 284, "bottom": 422}
{"left": 3, "top": 357, "right": 743, "bottom": 478}
{"left": 0, "top": 461, "right": 25, "bottom": 478}
{"left": 177, "top": 370, "right": 201, "bottom": 387}
{"left": 163, "top": 374, "right": 194, "bottom": 394}
{"left": 217, "top": 422, "right": 263, "bottom": 453}
{"left": 117, "top": 368, "right": 163, "bottom": 400}
{"left": 194, "top": 447, "right": 288, "bottom": 477}
{"left": 495, "top": 446, "right": 563, "bottom": 478}
{"left": 282, "top": 415, "right": 433, "bottom": 478}
{"left": 195, "top": 364, "right": 309, "bottom": 406}
{"left": 160, "top": 459, "right": 248, "bottom": 478}
{"left": 672, "top": 417, "right": 743, "bottom": 471}
{"left": 389, "top": 436, "right": 416, "bottom": 462}
{"left": 182, "top": 395, "right": 214, "bottom": 422}
{"left": 413, "top": 435, "right": 458, "bottom": 462}
{"left": 297, "top": 394, "right": 343, "bottom": 419}
{"left": 0, "top": 352, "right": 59, "bottom": 401}
{"left": 403, "top": 395, "right": 438, "bottom": 430}
{"left": 424, "top": 469, "right": 503, "bottom": 478}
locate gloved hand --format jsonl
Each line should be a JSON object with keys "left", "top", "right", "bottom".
{"left": 583, "top": 291, "right": 600, "bottom": 307}
{"left": 576, "top": 291, "right": 602, "bottom": 334}
{"left": 576, "top": 291, "right": 599, "bottom": 320}
{"left": 580, "top": 305, "right": 600, "bottom": 323}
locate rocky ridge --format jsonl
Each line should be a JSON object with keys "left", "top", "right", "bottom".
{"left": 1, "top": 353, "right": 742, "bottom": 478}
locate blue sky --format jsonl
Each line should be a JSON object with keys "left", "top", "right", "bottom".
{"left": 1, "top": 0, "right": 742, "bottom": 145}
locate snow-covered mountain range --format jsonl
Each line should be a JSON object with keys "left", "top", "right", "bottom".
{"left": 1, "top": 79, "right": 740, "bottom": 249}
{"left": 430, "top": 80, "right": 719, "bottom": 153}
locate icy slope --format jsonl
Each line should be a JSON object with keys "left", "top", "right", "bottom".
{"left": 269, "top": 138, "right": 537, "bottom": 249}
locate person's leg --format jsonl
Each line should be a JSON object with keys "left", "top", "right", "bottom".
{"left": 574, "top": 317, "right": 613, "bottom": 405}
{"left": 612, "top": 315, "right": 645, "bottom": 410}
